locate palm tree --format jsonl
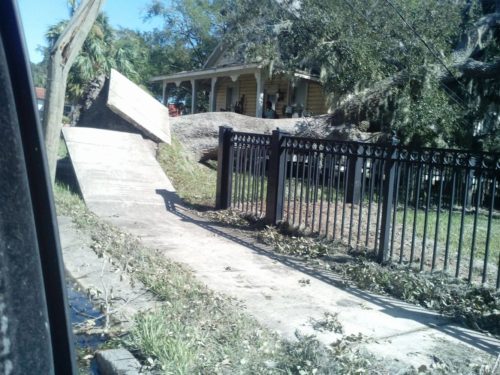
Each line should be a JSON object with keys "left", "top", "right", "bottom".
{"left": 45, "top": 10, "right": 139, "bottom": 101}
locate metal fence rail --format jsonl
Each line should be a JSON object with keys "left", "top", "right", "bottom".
{"left": 216, "top": 126, "right": 500, "bottom": 288}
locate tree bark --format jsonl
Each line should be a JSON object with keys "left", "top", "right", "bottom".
{"left": 43, "top": 0, "right": 105, "bottom": 182}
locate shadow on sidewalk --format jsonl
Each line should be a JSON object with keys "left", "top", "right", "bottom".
{"left": 155, "top": 189, "right": 500, "bottom": 356}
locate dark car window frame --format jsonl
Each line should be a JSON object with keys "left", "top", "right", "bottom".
{"left": 0, "top": 0, "right": 76, "bottom": 373}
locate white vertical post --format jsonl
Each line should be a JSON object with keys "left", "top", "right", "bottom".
{"left": 191, "top": 79, "right": 198, "bottom": 114}
{"left": 304, "top": 81, "right": 310, "bottom": 113}
{"left": 255, "top": 70, "right": 264, "bottom": 118}
{"left": 210, "top": 77, "right": 218, "bottom": 112}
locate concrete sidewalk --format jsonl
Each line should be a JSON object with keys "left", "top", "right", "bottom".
{"left": 63, "top": 127, "right": 500, "bottom": 370}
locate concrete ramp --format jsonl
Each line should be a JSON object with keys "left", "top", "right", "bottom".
{"left": 62, "top": 127, "right": 175, "bottom": 212}
{"left": 107, "top": 69, "right": 171, "bottom": 144}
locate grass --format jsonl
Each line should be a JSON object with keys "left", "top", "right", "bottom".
{"left": 235, "top": 175, "right": 500, "bottom": 282}
{"left": 156, "top": 136, "right": 217, "bottom": 209}
{"left": 54, "top": 183, "right": 385, "bottom": 374}
{"left": 301, "top": 184, "right": 498, "bottom": 257}
{"left": 394, "top": 207, "right": 500, "bottom": 261}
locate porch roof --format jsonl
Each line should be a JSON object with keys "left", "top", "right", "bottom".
{"left": 150, "top": 63, "right": 262, "bottom": 84}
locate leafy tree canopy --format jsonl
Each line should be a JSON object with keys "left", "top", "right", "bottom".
{"left": 145, "top": 0, "right": 225, "bottom": 69}
{"left": 218, "top": 0, "right": 500, "bottom": 151}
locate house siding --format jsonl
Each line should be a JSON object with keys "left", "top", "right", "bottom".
{"left": 239, "top": 74, "right": 257, "bottom": 117}
{"left": 306, "top": 82, "right": 328, "bottom": 115}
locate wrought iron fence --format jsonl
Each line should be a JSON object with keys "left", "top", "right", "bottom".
{"left": 216, "top": 126, "right": 500, "bottom": 288}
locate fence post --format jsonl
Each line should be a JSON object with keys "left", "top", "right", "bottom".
{"left": 265, "top": 129, "right": 288, "bottom": 225}
{"left": 378, "top": 133, "right": 399, "bottom": 263}
{"left": 346, "top": 143, "right": 363, "bottom": 204}
{"left": 216, "top": 126, "right": 233, "bottom": 209}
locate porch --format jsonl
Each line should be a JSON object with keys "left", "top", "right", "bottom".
{"left": 150, "top": 64, "right": 327, "bottom": 118}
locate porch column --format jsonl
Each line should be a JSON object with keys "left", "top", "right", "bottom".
{"left": 191, "top": 79, "right": 198, "bottom": 114}
{"left": 255, "top": 70, "right": 264, "bottom": 118}
{"left": 209, "top": 77, "right": 218, "bottom": 112}
{"left": 161, "top": 81, "right": 167, "bottom": 105}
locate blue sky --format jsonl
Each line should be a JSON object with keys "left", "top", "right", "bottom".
{"left": 17, "top": 0, "right": 164, "bottom": 63}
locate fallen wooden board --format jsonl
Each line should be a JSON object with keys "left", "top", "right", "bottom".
{"left": 107, "top": 69, "right": 171, "bottom": 144}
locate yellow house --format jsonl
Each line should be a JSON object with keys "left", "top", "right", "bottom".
{"left": 150, "top": 44, "right": 328, "bottom": 118}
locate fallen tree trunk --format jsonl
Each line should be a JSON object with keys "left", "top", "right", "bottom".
{"left": 169, "top": 112, "right": 380, "bottom": 162}
{"left": 170, "top": 112, "right": 309, "bottom": 161}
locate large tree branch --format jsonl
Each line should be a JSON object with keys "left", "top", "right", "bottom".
{"left": 329, "top": 12, "right": 500, "bottom": 127}
{"left": 453, "top": 12, "right": 500, "bottom": 61}
{"left": 452, "top": 58, "right": 500, "bottom": 79}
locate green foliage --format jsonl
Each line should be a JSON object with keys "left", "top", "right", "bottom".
{"left": 311, "top": 312, "right": 344, "bottom": 334}
{"left": 301, "top": 0, "right": 468, "bottom": 145}
{"left": 143, "top": 0, "right": 227, "bottom": 103}
{"left": 41, "top": 0, "right": 499, "bottom": 149}
{"left": 220, "top": 0, "right": 500, "bottom": 150}
{"left": 146, "top": 0, "right": 223, "bottom": 68}
{"left": 30, "top": 60, "right": 48, "bottom": 88}
{"left": 392, "top": 80, "right": 466, "bottom": 148}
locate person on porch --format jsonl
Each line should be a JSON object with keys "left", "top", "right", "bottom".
{"left": 263, "top": 101, "right": 277, "bottom": 119}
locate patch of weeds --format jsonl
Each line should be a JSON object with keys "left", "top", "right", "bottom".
{"left": 311, "top": 312, "right": 344, "bottom": 334}
{"left": 156, "top": 136, "right": 217, "bottom": 209}
{"left": 337, "top": 260, "right": 500, "bottom": 336}
{"left": 271, "top": 332, "right": 378, "bottom": 375}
